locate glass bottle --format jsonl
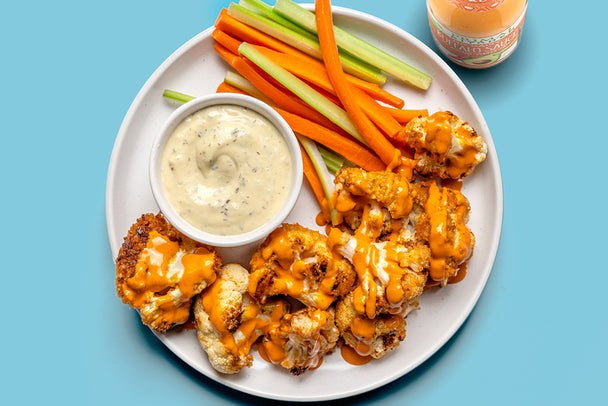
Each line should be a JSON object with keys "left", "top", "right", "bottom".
{"left": 427, "top": 0, "right": 528, "bottom": 69}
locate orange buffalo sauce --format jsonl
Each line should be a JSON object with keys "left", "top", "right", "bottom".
{"left": 427, "top": 0, "right": 527, "bottom": 68}
{"left": 340, "top": 345, "right": 373, "bottom": 366}
{"left": 425, "top": 112, "right": 454, "bottom": 156}
{"left": 385, "top": 148, "right": 416, "bottom": 181}
{"left": 424, "top": 182, "right": 472, "bottom": 282}
{"left": 340, "top": 313, "right": 405, "bottom": 365}
{"left": 201, "top": 276, "right": 288, "bottom": 357}
{"left": 179, "top": 249, "right": 217, "bottom": 296}
{"left": 350, "top": 315, "right": 376, "bottom": 356}
{"left": 121, "top": 231, "right": 217, "bottom": 327}
{"left": 249, "top": 227, "right": 338, "bottom": 310}
{"left": 224, "top": 304, "right": 286, "bottom": 358}
{"left": 259, "top": 309, "right": 329, "bottom": 371}
{"left": 414, "top": 111, "right": 484, "bottom": 179}
{"left": 258, "top": 332, "right": 286, "bottom": 365}
{"left": 328, "top": 191, "right": 414, "bottom": 319}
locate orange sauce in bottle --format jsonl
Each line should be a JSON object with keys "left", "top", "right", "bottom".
{"left": 427, "top": 0, "right": 527, "bottom": 68}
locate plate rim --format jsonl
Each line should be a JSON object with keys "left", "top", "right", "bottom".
{"left": 105, "top": 4, "right": 504, "bottom": 402}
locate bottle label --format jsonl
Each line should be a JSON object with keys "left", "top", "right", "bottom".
{"left": 428, "top": 2, "right": 526, "bottom": 68}
{"left": 447, "top": 0, "right": 506, "bottom": 12}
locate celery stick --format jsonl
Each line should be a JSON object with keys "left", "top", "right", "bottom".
{"left": 238, "top": 0, "right": 376, "bottom": 74}
{"left": 297, "top": 134, "right": 338, "bottom": 225}
{"left": 238, "top": 42, "right": 366, "bottom": 144}
{"left": 238, "top": 0, "right": 312, "bottom": 37}
{"left": 227, "top": 3, "right": 386, "bottom": 85}
{"left": 317, "top": 145, "right": 344, "bottom": 174}
{"left": 162, "top": 89, "right": 195, "bottom": 104}
{"left": 273, "top": 0, "right": 432, "bottom": 90}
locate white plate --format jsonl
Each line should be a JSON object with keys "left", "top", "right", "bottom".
{"left": 106, "top": 4, "right": 503, "bottom": 402}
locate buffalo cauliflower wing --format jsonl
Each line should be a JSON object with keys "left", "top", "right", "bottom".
{"left": 332, "top": 168, "right": 413, "bottom": 239}
{"left": 333, "top": 168, "right": 413, "bottom": 221}
{"left": 410, "top": 180, "right": 475, "bottom": 286}
{"left": 260, "top": 307, "right": 340, "bottom": 375}
{"left": 335, "top": 292, "right": 407, "bottom": 359}
{"left": 248, "top": 223, "right": 356, "bottom": 310}
{"left": 403, "top": 111, "right": 487, "bottom": 179}
{"left": 328, "top": 227, "right": 429, "bottom": 319}
{"left": 194, "top": 263, "right": 290, "bottom": 374}
{"left": 329, "top": 168, "right": 429, "bottom": 319}
{"left": 115, "top": 213, "right": 220, "bottom": 332}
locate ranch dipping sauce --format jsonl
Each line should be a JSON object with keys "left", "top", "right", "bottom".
{"left": 160, "top": 104, "right": 293, "bottom": 236}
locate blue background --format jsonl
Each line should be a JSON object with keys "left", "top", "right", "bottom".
{"left": 2, "top": 1, "right": 606, "bottom": 405}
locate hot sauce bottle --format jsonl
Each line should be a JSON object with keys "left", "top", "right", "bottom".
{"left": 427, "top": 0, "right": 527, "bottom": 68}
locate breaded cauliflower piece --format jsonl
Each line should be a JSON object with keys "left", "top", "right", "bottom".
{"left": 411, "top": 181, "right": 475, "bottom": 286}
{"left": 115, "top": 213, "right": 220, "bottom": 332}
{"left": 336, "top": 292, "right": 407, "bottom": 359}
{"left": 194, "top": 264, "right": 290, "bottom": 374}
{"left": 249, "top": 223, "right": 356, "bottom": 310}
{"left": 403, "top": 111, "right": 487, "bottom": 179}
{"left": 328, "top": 227, "right": 429, "bottom": 319}
{"left": 329, "top": 168, "right": 429, "bottom": 319}
{"left": 332, "top": 169, "right": 413, "bottom": 239}
{"left": 334, "top": 168, "right": 413, "bottom": 221}
{"left": 261, "top": 307, "right": 340, "bottom": 375}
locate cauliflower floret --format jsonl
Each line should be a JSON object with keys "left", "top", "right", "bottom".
{"left": 260, "top": 307, "right": 340, "bottom": 375}
{"left": 403, "top": 111, "right": 487, "bottom": 179}
{"left": 336, "top": 292, "right": 408, "bottom": 359}
{"left": 329, "top": 168, "right": 429, "bottom": 319}
{"left": 196, "top": 261, "right": 341, "bottom": 376}
{"left": 115, "top": 213, "right": 220, "bottom": 332}
{"left": 333, "top": 168, "right": 413, "bottom": 221}
{"left": 328, "top": 227, "right": 429, "bottom": 319}
{"left": 333, "top": 169, "right": 413, "bottom": 240}
{"left": 411, "top": 181, "right": 475, "bottom": 286}
{"left": 249, "top": 223, "right": 356, "bottom": 310}
{"left": 194, "top": 264, "right": 290, "bottom": 374}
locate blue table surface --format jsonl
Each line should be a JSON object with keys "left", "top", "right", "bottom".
{"left": 2, "top": 1, "right": 606, "bottom": 405}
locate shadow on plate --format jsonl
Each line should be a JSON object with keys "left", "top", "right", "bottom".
{"left": 132, "top": 307, "right": 473, "bottom": 405}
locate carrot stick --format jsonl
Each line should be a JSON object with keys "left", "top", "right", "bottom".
{"left": 213, "top": 33, "right": 404, "bottom": 135}
{"left": 243, "top": 43, "right": 402, "bottom": 141}
{"left": 351, "top": 86, "right": 404, "bottom": 141}
{"left": 249, "top": 46, "right": 402, "bottom": 140}
{"left": 385, "top": 107, "right": 429, "bottom": 124}
{"left": 232, "top": 58, "right": 344, "bottom": 133}
{"left": 213, "top": 43, "right": 239, "bottom": 66}
{"left": 353, "top": 81, "right": 404, "bottom": 110}
{"left": 248, "top": 44, "right": 403, "bottom": 138}
{"left": 251, "top": 44, "right": 404, "bottom": 108}
{"left": 215, "top": 8, "right": 309, "bottom": 59}
{"left": 224, "top": 70, "right": 276, "bottom": 105}
{"left": 216, "top": 81, "right": 249, "bottom": 95}
{"left": 300, "top": 144, "right": 331, "bottom": 222}
{"left": 212, "top": 29, "right": 242, "bottom": 55}
{"left": 215, "top": 43, "right": 346, "bottom": 133}
{"left": 274, "top": 107, "right": 385, "bottom": 172}
{"left": 316, "top": 0, "right": 405, "bottom": 171}
{"left": 219, "top": 68, "right": 379, "bottom": 170}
